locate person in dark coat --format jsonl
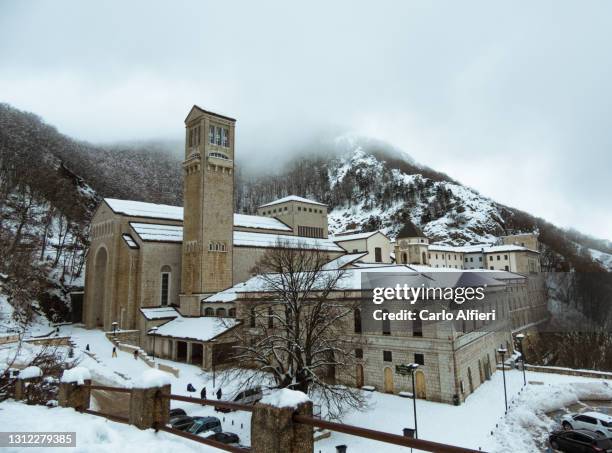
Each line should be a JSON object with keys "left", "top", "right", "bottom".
{"left": 216, "top": 388, "right": 222, "bottom": 400}
{"left": 85, "top": 344, "right": 90, "bottom": 352}
{"left": 187, "top": 383, "right": 196, "bottom": 393}
{"left": 112, "top": 346, "right": 117, "bottom": 358}
{"left": 133, "top": 349, "right": 139, "bottom": 360}
{"left": 200, "top": 387, "right": 207, "bottom": 405}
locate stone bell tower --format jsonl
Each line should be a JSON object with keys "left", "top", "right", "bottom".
{"left": 180, "top": 105, "right": 235, "bottom": 315}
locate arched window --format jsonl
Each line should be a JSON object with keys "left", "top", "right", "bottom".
{"left": 204, "top": 307, "right": 214, "bottom": 316}
{"left": 228, "top": 308, "right": 236, "bottom": 318}
{"left": 354, "top": 309, "right": 362, "bottom": 333}
{"left": 382, "top": 309, "right": 391, "bottom": 335}
{"left": 216, "top": 307, "right": 226, "bottom": 317}
{"left": 160, "top": 265, "right": 171, "bottom": 306}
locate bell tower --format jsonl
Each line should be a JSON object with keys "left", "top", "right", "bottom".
{"left": 180, "top": 105, "right": 235, "bottom": 315}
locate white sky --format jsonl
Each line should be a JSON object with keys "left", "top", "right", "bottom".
{"left": 1, "top": 0, "right": 611, "bottom": 240}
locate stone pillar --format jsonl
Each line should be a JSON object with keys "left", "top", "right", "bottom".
{"left": 14, "top": 378, "right": 38, "bottom": 401}
{"left": 251, "top": 400, "right": 313, "bottom": 453}
{"left": 58, "top": 380, "right": 91, "bottom": 410}
{"left": 129, "top": 384, "right": 170, "bottom": 430}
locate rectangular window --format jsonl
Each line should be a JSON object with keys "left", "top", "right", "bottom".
{"left": 355, "top": 348, "right": 363, "bottom": 359}
{"left": 383, "top": 350, "right": 392, "bottom": 362}
{"left": 504, "top": 255, "right": 508, "bottom": 260}
{"left": 413, "top": 315, "right": 423, "bottom": 337}
{"left": 214, "top": 126, "right": 221, "bottom": 145}
{"left": 375, "top": 247, "right": 382, "bottom": 263}
{"left": 221, "top": 128, "right": 229, "bottom": 147}
{"left": 209, "top": 125, "right": 215, "bottom": 144}
{"left": 161, "top": 273, "right": 170, "bottom": 306}
{"left": 414, "top": 353, "right": 425, "bottom": 365}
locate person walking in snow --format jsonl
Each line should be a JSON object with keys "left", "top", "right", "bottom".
{"left": 187, "top": 383, "right": 196, "bottom": 393}
{"left": 216, "top": 388, "right": 222, "bottom": 400}
{"left": 112, "top": 346, "right": 117, "bottom": 358}
{"left": 85, "top": 344, "right": 90, "bottom": 352}
{"left": 200, "top": 387, "right": 207, "bottom": 405}
{"left": 133, "top": 349, "right": 138, "bottom": 360}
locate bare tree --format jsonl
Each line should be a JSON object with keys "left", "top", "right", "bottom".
{"left": 222, "top": 241, "right": 366, "bottom": 418}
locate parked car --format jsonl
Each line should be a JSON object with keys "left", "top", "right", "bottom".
{"left": 216, "top": 387, "right": 263, "bottom": 413}
{"left": 562, "top": 412, "right": 612, "bottom": 438}
{"left": 169, "top": 415, "right": 194, "bottom": 431}
{"left": 186, "top": 416, "right": 222, "bottom": 435}
{"left": 549, "top": 429, "right": 612, "bottom": 452}
{"left": 169, "top": 408, "right": 187, "bottom": 418}
{"left": 201, "top": 431, "right": 240, "bottom": 444}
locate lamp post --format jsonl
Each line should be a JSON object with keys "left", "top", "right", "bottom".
{"left": 111, "top": 321, "right": 118, "bottom": 337}
{"left": 408, "top": 363, "right": 420, "bottom": 439}
{"left": 516, "top": 333, "right": 527, "bottom": 387}
{"left": 498, "top": 345, "right": 508, "bottom": 413}
{"left": 148, "top": 326, "right": 158, "bottom": 360}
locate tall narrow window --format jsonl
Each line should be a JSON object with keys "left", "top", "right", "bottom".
{"left": 354, "top": 309, "right": 362, "bottom": 333}
{"left": 413, "top": 312, "right": 423, "bottom": 337}
{"left": 160, "top": 267, "right": 171, "bottom": 306}
{"left": 215, "top": 126, "right": 222, "bottom": 145}
{"left": 268, "top": 307, "right": 274, "bottom": 328}
{"left": 375, "top": 247, "right": 382, "bottom": 263}
{"left": 382, "top": 309, "right": 391, "bottom": 335}
{"left": 209, "top": 125, "right": 215, "bottom": 144}
{"left": 222, "top": 128, "right": 229, "bottom": 147}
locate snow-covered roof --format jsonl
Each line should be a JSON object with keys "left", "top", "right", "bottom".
{"left": 152, "top": 315, "right": 238, "bottom": 342}
{"left": 205, "top": 263, "right": 518, "bottom": 302}
{"left": 259, "top": 195, "right": 327, "bottom": 208}
{"left": 322, "top": 252, "right": 368, "bottom": 270}
{"left": 130, "top": 223, "right": 183, "bottom": 243}
{"left": 331, "top": 231, "right": 383, "bottom": 242}
{"left": 428, "top": 243, "right": 538, "bottom": 254}
{"left": 122, "top": 234, "right": 139, "bottom": 249}
{"left": 234, "top": 231, "right": 343, "bottom": 251}
{"left": 140, "top": 306, "right": 180, "bottom": 320}
{"left": 106, "top": 198, "right": 183, "bottom": 221}
{"left": 234, "top": 214, "right": 291, "bottom": 231}
{"left": 106, "top": 198, "right": 295, "bottom": 232}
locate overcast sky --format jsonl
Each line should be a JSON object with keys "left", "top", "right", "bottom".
{"left": 1, "top": 1, "right": 611, "bottom": 240}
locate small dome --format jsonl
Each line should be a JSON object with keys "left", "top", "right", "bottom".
{"left": 397, "top": 220, "right": 425, "bottom": 239}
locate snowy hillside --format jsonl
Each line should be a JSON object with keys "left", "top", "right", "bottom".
{"left": 326, "top": 137, "right": 504, "bottom": 244}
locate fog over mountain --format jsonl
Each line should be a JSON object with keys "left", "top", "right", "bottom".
{"left": 1, "top": 1, "right": 612, "bottom": 238}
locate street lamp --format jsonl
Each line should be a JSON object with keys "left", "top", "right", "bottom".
{"left": 407, "top": 363, "right": 420, "bottom": 439}
{"left": 148, "top": 326, "right": 158, "bottom": 360}
{"left": 111, "top": 321, "right": 118, "bottom": 337}
{"left": 516, "top": 333, "right": 527, "bottom": 387}
{"left": 497, "top": 345, "right": 508, "bottom": 413}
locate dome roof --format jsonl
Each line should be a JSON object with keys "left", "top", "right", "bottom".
{"left": 397, "top": 220, "right": 425, "bottom": 239}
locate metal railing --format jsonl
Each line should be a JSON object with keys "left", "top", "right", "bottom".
{"left": 293, "top": 414, "right": 484, "bottom": 453}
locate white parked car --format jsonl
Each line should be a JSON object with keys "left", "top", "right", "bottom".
{"left": 561, "top": 412, "right": 612, "bottom": 437}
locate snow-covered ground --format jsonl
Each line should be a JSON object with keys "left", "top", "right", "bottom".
{"left": 0, "top": 401, "right": 220, "bottom": 453}
{"left": 4, "top": 325, "right": 612, "bottom": 452}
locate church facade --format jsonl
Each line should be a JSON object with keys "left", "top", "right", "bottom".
{"left": 83, "top": 105, "right": 343, "bottom": 331}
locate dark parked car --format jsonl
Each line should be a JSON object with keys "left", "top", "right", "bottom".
{"left": 549, "top": 429, "right": 612, "bottom": 452}
{"left": 169, "top": 415, "right": 194, "bottom": 431}
{"left": 169, "top": 408, "right": 187, "bottom": 418}
{"left": 202, "top": 431, "right": 240, "bottom": 444}
{"left": 186, "top": 416, "right": 222, "bottom": 435}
